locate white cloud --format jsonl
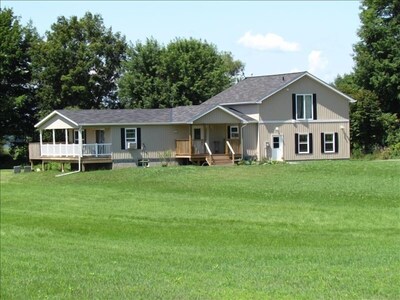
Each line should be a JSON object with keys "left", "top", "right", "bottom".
{"left": 238, "top": 31, "right": 300, "bottom": 52}
{"left": 308, "top": 50, "right": 328, "bottom": 73}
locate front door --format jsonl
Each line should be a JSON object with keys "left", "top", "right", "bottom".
{"left": 192, "top": 126, "right": 204, "bottom": 154}
{"left": 271, "top": 135, "right": 283, "bottom": 161}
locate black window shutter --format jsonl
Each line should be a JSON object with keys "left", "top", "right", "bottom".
{"left": 334, "top": 132, "right": 339, "bottom": 153}
{"left": 292, "top": 94, "right": 296, "bottom": 119}
{"left": 137, "top": 128, "right": 142, "bottom": 149}
{"left": 309, "top": 133, "right": 313, "bottom": 154}
{"left": 121, "top": 128, "right": 125, "bottom": 150}
{"left": 313, "top": 94, "right": 317, "bottom": 120}
{"left": 227, "top": 126, "right": 231, "bottom": 139}
{"left": 295, "top": 134, "right": 299, "bottom": 154}
{"left": 321, "top": 133, "right": 325, "bottom": 153}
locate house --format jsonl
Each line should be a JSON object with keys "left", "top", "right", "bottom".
{"left": 29, "top": 71, "right": 355, "bottom": 170}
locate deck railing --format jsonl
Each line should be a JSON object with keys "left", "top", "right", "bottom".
{"left": 226, "top": 141, "right": 235, "bottom": 164}
{"left": 39, "top": 143, "right": 111, "bottom": 157}
{"left": 175, "top": 140, "right": 190, "bottom": 156}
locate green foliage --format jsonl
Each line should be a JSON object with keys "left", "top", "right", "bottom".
{"left": 353, "top": 0, "right": 400, "bottom": 114}
{"left": 32, "top": 12, "right": 127, "bottom": 115}
{"left": 335, "top": 74, "right": 400, "bottom": 153}
{"left": 0, "top": 8, "right": 39, "bottom": 142}
{"left": 119, "top": 38, "right": 244, "bottom": 108}
{"left": 1, "top": 161, "right": 399, "bottom": 298}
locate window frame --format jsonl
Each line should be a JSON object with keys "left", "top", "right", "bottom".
{"left": 323, "top": 132, "right": 335, "bottom": 153}
{"left": 229, "top": 126, "right": 239, "bottom": 139}
{"left": 296, "top": 94, "right": 313, "bottom": 120}
{"left": 74, "top": 129, "right": 86, "bottom": 144}
{"left": 125, "top": 128, "right": 137, "bottom": 148}
{"left": 298, "top": 133, "right": 309, "bottom": 154}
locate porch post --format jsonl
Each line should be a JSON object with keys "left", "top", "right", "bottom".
{"left": 39, "top": 130, "right": 43, "bottom": 147}
{"left": 52, "top": 129, "right": 56, "bottom": 145}
{"left": 188, "top": 125, "right": 192, "bottom": 156}
{"left": 65, "top": 129, "right": 68, "bottom": 145}
{"left": 78, "top": 127, "right": 83, "bottom": 157}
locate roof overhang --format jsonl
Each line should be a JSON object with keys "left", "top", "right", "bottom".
{"left": 34, "top": 110, "right": 79, "bottom": 129}
{"left": 255, "top": 72, "right": 356, "bottom": 104}
{"left": 188, "top": 105, "right": 250, "bottom": 124}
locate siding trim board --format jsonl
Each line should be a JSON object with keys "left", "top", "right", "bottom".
{"left": 260, "top": 120, "right": 349, "bottom": 124}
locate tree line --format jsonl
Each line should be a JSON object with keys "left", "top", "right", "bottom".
{"left": 0, "top": 9, "right": 244, "bottom": 161}
{"left": 1, "top": 0, "right": 399, "bottom": 162}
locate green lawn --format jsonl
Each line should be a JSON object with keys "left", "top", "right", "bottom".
{"left": 1, "top": 161, "right": 399, "bottom": 299}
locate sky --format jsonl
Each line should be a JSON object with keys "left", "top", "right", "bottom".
{"left": 3, "top": 1, "right": 361, "bottom": 83}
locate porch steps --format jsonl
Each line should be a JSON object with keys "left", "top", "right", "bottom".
{"left": 211, "top": 154, "right": 234, "bottom": 166}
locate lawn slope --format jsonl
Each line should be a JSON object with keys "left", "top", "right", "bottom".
{"left": 1, "top": 161, "right": 399, "bottom": 299}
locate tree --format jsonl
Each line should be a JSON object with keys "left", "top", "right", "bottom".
{"left": 353, "top": 0, "right": 400, "bottom": 114}
{"left": 335, "top": 74, "right": 399, "bottom": 152}
{"left": 32, "top": 12, "right": 127, "bottom": 116}
{"left": 118, "top": 38, "right": 169, "bottom": 108}
{"left": 0, "top": 8, "right": 39, "bottom": 153}
{"left": 118, "top": 37, "right": 244, "bottom": 108}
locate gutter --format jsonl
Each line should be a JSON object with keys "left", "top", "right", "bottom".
{"left": 55, "top": 152, "right": 82, "bottom": 177}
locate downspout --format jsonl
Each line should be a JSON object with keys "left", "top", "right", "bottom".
{"left": 56, "top": 127, "right": 82, "bottom": 177}
{"left": 240, "top": 123, "right": 247, "bottom": 160}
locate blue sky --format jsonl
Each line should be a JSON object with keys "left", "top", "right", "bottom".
{"left": 3, "top": 1, "right": 361, "bottom": 82}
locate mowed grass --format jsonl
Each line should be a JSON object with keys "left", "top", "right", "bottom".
{"left": 1, "top": 161, "right": 399, "bottom": 299}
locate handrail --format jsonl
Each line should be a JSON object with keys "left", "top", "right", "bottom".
{"left": 226, "top": 141, "right": 235, "bottom": 164}
{"left": 204, "top": 142, "right": 214, "bottom": 166}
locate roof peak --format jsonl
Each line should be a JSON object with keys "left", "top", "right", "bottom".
{"left": 244, "top": 71, "right": 307, "bottom": 79}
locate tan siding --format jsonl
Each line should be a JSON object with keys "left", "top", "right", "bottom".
{"left": 228, "top": 104, "right": 260, "bottom": 121}
{"left": 259, "top": 76, "right": 349, "bottom": 121}
{"left": 40, "top": 115, "right": 76, "bottom": 130}
{"left": 111, "top": 125, "right": 188, "bottom": 162}
{"left": 194, "top": 109, "right": 240, "bottom": 124}
{"left": 259, "top": 122, "right": 350, "bottom": 161}
{"left": 242, "top": 123, "right": 258, "bottom": 157}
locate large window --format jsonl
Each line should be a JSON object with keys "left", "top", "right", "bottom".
{"left": 296, "top": 94, "right": 313, "bottom": 120}
{"left": 125, "top": 128, "right": 137, "bottom": 148}
{"left": 74, "top": 129, "right": 86, "bottom": 144}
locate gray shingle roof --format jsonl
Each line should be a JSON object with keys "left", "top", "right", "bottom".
{"left": 202, "top": 71, "right": 306, "bottom": 106}
{"left": 42, "top": 71, "right": 310, "bottom": 127}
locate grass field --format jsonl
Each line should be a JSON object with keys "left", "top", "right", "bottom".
{"left": 1, "top": 160, "right": 399, "bottom": 299}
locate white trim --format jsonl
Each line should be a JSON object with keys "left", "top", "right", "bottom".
{"left": 125, "top": 128, "right": 137, "bottom": 149}
{"left": 298, "top": 133, "right": 310, "bottom": 154}
{"left": 189, "top": 105, "right": 249, "bottom": 124}
{"left": 260, "top": 119, "right": 349, "bottom": 124}
{"left": 255, "top": 72, "right": 356, "bottom": 104}
{"left": 34, "top": 110, "right": 79, "bottom": 128}
{"left": 229, "top": 125, "right": 239, "bottom": 139}
{"left": 295, "top": 94, "right": 313, "bottom": 120}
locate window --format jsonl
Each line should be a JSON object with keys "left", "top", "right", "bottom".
{"left": 296, "top": 94, "right": 313, "bottom": 120}
{"left": 295, "top": 133, "right": 313, "bottom": 154}
{"left": 125, "top": 128, "right": 136, "bottom": 148}
{"left": 273, "top": 136, "right": 280, "bottom": 149}
{"left": 193, "top": 128, "right": 202, "bottom": 140}
{"left": 230, "top": 126, "right": 239, "bottom": 139}
{"left": 298, "top": 134, "right": 309, "bottom": 153}
{"left": 323, "top": 133, "right": 334, "bottom": 153}
{"left": 293, "top": 94, "right": 317, "bottom": 120}
{"left": 321, "top": 132, "right": 339, "bottom": 154}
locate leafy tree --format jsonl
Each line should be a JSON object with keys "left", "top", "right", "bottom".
{"left": 119, "top": 38, "right": 244, "bottom": 108}
{"left": 0, "top": 8, "right": 40, "bottom": 157}
{"left": 32, "top": 12, "right": 127, "bottom": 116}
{"left": 118, "top": 38, "right": 169, "bottom": 108}
{"left": 353, "top": 0, "right": 400, "bottom": 114}
{"left": 335, "top": 74, "right": 399, "bottom": 152}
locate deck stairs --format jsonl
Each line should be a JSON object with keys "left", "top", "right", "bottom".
{"left": 210, "top": 154, "right": 234, "bottom": 166}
